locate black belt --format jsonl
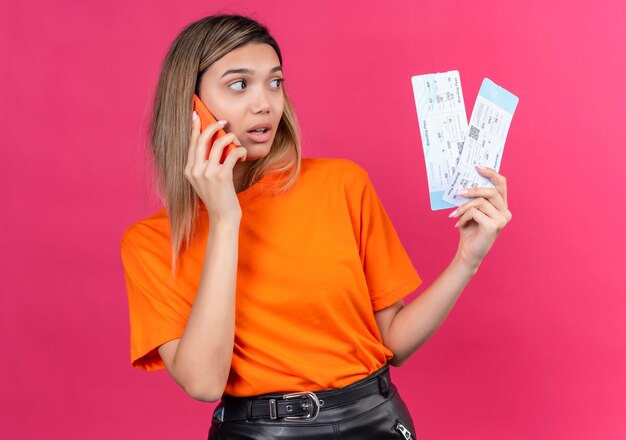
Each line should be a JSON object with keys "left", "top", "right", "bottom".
{"left": 214, "top": 364, "right": 391, "bottom": 423}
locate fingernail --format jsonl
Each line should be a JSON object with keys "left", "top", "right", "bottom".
{"left": 476, "top": 165, "right": 487, "bottom": 170}
{"left": 454, "top": 221, "right": 460, "bottom": 228}
{"left": 192, "top": 111, "right": 197, "bottom": 121}
{"left": 449, "top": 209, "right": 457, "bottom": 218}
{"left": 217, "top": 119, "right": 227, "bottom": 126}
{"left": 457, "top": 189, "right": 469, "bottom": 195}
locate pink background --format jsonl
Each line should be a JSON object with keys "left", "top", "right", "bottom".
{"left": 3, "top": 0, "right": 625, "bottom": 438}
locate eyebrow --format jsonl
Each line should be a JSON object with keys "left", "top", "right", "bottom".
{"left": 220, "top": 66, "right": 283, "bottom": 78}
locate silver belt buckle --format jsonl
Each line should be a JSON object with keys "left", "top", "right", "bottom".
{"left": 282, "top": 391, "right": 321, "bottom": 421}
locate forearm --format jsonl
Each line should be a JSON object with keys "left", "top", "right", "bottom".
{"left": 172, "top": 219, "right": 240, "bottom": 400}
{"left": 386, "top": 251, "right": 478, "bottom": 366}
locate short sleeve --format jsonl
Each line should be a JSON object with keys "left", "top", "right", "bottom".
{"left": 358, "top": 172, "right": 423, "bottom": 311}
{"left": 120, "top": 231, "right": 189, "bottom": 371}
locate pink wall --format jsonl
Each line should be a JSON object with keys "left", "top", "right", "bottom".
{"left": 3, "top": 0, "right": 625, "bottom": 438}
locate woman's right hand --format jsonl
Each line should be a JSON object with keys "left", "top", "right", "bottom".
{"left": 184, "top": 112, "right": 248, "bottom": 224}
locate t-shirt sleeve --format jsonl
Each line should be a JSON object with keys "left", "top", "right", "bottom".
{"left": 120, "top": 230, "right": 189, "bottom": 371}
{"left": 357, "top": 171, "right": 423, "bottom": 311}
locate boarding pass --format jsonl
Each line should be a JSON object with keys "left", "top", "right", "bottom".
{"left": 411, "top": 70, "right": 467, "bottom": 210}
{"left": 442, "top": 78, "right": 519, "bottom": 206}
{"left": 411, "top": 73, "right": 519, "bottom": 210}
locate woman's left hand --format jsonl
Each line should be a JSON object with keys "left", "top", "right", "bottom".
{"left": 449, "top": 165, "right": 512, "bottom": 271}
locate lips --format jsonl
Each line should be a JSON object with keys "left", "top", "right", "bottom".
{"left": 246, "top": 128, "right": 272, "bottom": 143}
{"left": 246, "top": 122, "right": 273, "bottom": 143}
{"left": 246, "top": 122, "right": 272, "bottom": 132}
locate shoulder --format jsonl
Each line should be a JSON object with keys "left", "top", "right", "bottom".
{"left": 120, "top": 208, "right": 171, "bottom": 258}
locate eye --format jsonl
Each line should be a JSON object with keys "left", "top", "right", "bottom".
{"left": 228, "top": 78, "right": 285, "bottom": 92}
{"left": 271, "top": 78, "right": 284, "bottom": 88}
{"left": 228, "top": 80, "right": 246, "bottom": 91}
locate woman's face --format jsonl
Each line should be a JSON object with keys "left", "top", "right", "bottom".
{"left": 198, "top": 42, "right": 285, "bottom": 162}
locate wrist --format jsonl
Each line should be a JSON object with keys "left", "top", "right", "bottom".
{"left": 210, "top": 218, "right": 241, "bottom": 233}
{"left": 452, "top": 251, "right": 480, "bottom": 277}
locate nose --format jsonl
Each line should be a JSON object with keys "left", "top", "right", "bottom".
{"left": 250, "top": 86, "right": 271, "bottom": 114}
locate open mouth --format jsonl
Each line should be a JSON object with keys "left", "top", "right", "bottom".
{"left": 246, "top": 128, "right": 272, "bottom": 142}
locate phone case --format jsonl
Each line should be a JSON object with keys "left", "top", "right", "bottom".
{"left": 192, "top": 94, "right": 238, "bottom": 164}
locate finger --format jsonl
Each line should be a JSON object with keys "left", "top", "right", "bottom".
{"left": 455, "top": 206, "right": 499, "bottom": 234}
{"left": 457, "top": 186, "right": 506, "bottom": 212}
{"left": 451, "top": 197, "right": 502, "bottom": 222}
{"left": 186, "top": 111, "right": 201, "bottom": 171}
{"left": 476, "top": 165, "right": 508, "bottom": 208}
{"left": 221, "top": 146, "right": 248, "bottom": 170}
{"left": 224, "top": 132, "right": 243, "bottom": 149}
{"left": 458, "top": 197, "right": 513, "bottom": 226}
{"left": 231, "top": 134, "right": 242, "bottom": 147}
{"left": 207, "top": 132, "right": 238, "bottom": 166}
{"left": 195, "top": 121, "right": 228, "bottom": 166}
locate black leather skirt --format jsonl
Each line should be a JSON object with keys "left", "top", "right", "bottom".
{"left": 208, "top": 363, "right": 417, "bottom": 439}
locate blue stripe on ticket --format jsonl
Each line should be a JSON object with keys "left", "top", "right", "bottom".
{"left": 430, "top": 191, "right": 457, "bottom": 210}
{"left": 479, "top": 78, "right": 519, "bottom": 115}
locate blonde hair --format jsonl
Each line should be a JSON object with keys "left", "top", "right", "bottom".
{"left": 145, "top": 14, "right": 302, "bottom": 276}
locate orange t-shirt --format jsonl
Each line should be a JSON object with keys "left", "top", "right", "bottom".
{"left": 120, "top": 157, "right": 422, "bottom": 397}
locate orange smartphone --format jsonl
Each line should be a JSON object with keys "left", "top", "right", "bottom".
{"left": 192, "top": 94, "right": 238, "bottom": 163}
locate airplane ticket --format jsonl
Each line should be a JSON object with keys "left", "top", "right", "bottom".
{"left": 411, "top": 70, "right": 468, "bottom": 210}
{"left": 442, "top": 78, "right": 519, "bottom": 207}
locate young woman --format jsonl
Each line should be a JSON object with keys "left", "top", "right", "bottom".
{"left": 120, "top": 14, "right": 512, "bottom": 440}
